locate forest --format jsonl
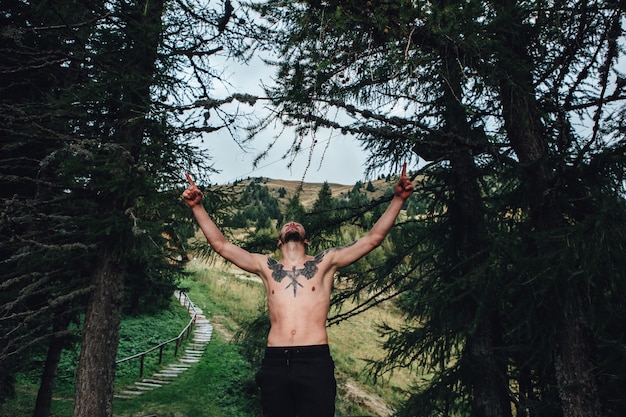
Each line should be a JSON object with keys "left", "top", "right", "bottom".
{"left": 1, "top": 1, "right": 625, "bottom": 417}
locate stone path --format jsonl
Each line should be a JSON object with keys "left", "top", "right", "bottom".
{"left": 115, "top": 292, "right": 213, "bottom": 399}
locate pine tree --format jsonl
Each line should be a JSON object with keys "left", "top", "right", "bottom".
{"left": 0, "top": 0, "right": 95, "bottom": 408}
{"left": 306, "top": 181, "right": 338, "bottom": 250}
{"left": 248, "top": 0, "right": 626, "bottom": 415}
{"left": 284, "top": 193, "right": 307, "bottom": 224}
{"left": 1, "top": 0, "right": 256, "bottom": 415}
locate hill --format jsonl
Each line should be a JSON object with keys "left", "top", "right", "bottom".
{"left": 223, "top": 176, "right": 396, "bottom": 209}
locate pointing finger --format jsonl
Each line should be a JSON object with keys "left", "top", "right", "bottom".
{"left": 401, "top": 162, "right": 407, "bottom": 178}
{"left": 185, "top": 173, "right": 196, "bottom": 187}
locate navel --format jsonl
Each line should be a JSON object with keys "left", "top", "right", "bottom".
{"left": 291, "top": 330, "right": 296, "bottom": 336}
{"left": 271, "top": 289, "right": 275, "bottom": 295}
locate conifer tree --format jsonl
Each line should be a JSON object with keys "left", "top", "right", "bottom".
{"left": 248, "top": 0, "right": 626, "bottom": 415}
{"left": 1, "top": 0, "right": 257, "bottom": 415}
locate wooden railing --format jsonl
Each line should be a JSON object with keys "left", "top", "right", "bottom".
{"left": 115, "top": 291, "right": 197, "bottom": 377}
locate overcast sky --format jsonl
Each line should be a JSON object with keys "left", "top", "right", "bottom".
{"left": 205, "top": 129, "right": 370, "bottom": 185}
{"left": 199, "top": 54, "right": 371, "bottom": 186}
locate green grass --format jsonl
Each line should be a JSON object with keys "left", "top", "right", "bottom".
{"left": 185, "top": 260, "right": 416, "bottom": 416}
{"left": 181, "top": 262, "right": 265, "bottom": 336}
{"left": 113, "top": 333, "right": 260, "bottom": 417}
{"left": 0, "top": 384, "right": 73, "bottom": 417}
{"left": 115, "top": 297, "right": 195, "bottom": 388}
{"left": 2, "top": 261, "right": 415, "bottom": 417}
{"left": 328, "top": 299, "right": 416, "bottom": 408}
{"left": 0, "top": 296, "right": 205, "bottom": 417}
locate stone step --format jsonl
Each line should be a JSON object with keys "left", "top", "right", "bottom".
{"left": 135, "top": 381, "right": 163, "bottom": 388}
{"left": 133, "top": 385, "right": 155, "bottom": 392}
{"left": 161, "top": 368, "right": 185, "bottom": 374}
{"left": 143, "top": 378, "right": 170, "bottom": 385}
{"left": 160, "top": 369, "right": 185, "bottom": 375}
{"left": 188, "top": 345, "right": 208, "bottom": 350}
{"left": 182, "top": 355, "right": 202, "bottom": 360}
{"left": 153, "top": 373, "right": 179, "bottom": 379}
{"left": 115, "top": 291, "right": 212, "bottom": 399}
{"left": 168, "top": 363, "right": 191, "bottom": 369}
{"left": 118, "top": 389, "right": 143, "bottom": 396}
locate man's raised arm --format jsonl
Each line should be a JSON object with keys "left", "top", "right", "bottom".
{"left": 182, "top": 173, "right": 264, "bottom": 274}
{"left": 331, "top": 163, "right": 414, "bottom": 269}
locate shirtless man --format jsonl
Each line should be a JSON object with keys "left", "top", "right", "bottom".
{"left": 182, "top": 166, "right": 414, "bottom": 417}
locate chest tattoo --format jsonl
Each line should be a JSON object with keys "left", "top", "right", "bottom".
{"left": 267, "top": 251, "right": 327, "bottom": 297}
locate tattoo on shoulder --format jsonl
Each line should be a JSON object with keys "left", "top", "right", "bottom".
{"left": 302, "top": 251, "right": 325, "bottom": 279}
{"left": 267, "top": 257, "right": 287, "bottom": 283}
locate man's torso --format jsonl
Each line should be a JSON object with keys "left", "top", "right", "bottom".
{"left": 258, "top": 251, "right": 336, "bottom": 346}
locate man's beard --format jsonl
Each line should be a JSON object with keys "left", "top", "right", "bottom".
{"left": 282, "top": 229, "right": 305, "bottom": 243}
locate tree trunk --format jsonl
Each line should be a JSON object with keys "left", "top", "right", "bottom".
{"left": 33, "top": 314, "right": 70, "bottom": 417}
{"left": 500, "top": 64, "right": 602, "bottom": 417}
{"left": 466, "top": 317, "right": 512, "bottom": 417}
{"left": 72, "top": 248, "right": 124, "bottom": 417}
{"left": 494, "top": 2, "right": 603, "bottom": 414}
{"left": 449, "top": 149, "right": 511, "bottom": 417}
{"left": 553, "top": 291, "right": 602, "bottom": 417}
{"left": 438, "top": 28, "right": 512, "bottom": 414}
{"left": 72, "top": 2, "right": 164, "bottom": 415}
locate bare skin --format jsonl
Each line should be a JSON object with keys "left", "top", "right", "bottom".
{"left": 182, "top": 166, "right": 413, "bottom": 346}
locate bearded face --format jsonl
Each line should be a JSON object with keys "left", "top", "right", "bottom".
{"left": 279, "top": 221, "right": 307, "bottom": 244}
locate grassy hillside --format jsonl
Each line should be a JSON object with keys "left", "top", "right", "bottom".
{"left": 184, "top": 261, "right": 415, "bottom": 416}
{"left": 225, "top": 176, "right": 395, "bottom": 210}
{"left": 178, "top": 176, "right": 419, "bottom": 415}
{"left": 1, "top": 175, "right": 416, "bottom": 417}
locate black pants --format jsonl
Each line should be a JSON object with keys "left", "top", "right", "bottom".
{"left": 255, "top": 344, "right": 336, "bottom": 417}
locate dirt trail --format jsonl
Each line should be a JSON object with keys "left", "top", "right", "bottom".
{"left": 340, "top": 376, "right": 395, "bottom": 417}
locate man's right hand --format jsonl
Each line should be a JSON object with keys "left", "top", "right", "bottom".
{"left": 394, "top": 162, "right": 414, "bottom": 200}
{"left": 182, "top": 173, "right": 203, "bottom": 207}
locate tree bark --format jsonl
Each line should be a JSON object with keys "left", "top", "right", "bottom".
{"left": 72, "top": 2, "right": 164, "bottom": 414}
{"left": 553, "top": 291, "right": 602, "bottom": 417}
{"left": 500, "top": 58, "right": 602, "bottom": 417}
{"left": 72, "top": 249, "right": 124, "bottom": 417}
{"left": 449, "top": 149, "right": 511, "bottom": 417}
{"left": 438, "top": 25, "right": 512, "bottom": 414}
{"left": 33, "top": 314, "right": 71, "bottom": 417}
{"left": 466, "top": 317, "right": 512, "bottom": 417}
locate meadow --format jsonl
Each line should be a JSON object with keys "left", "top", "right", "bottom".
{"left": 0, "top": 259, "right": 415, "bottom": 417}
{"left": 183, "top": 259, "right": 416, "bottom": 416}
